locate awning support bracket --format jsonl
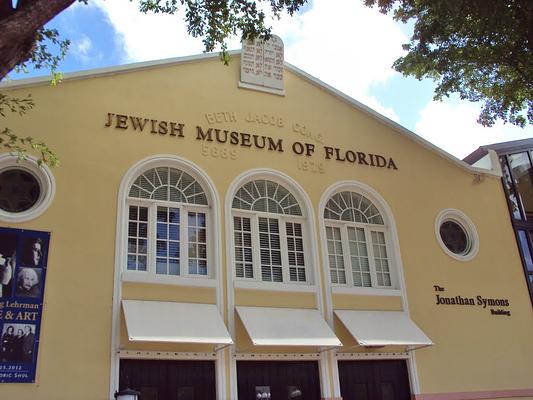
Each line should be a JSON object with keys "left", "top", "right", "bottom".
{"left": 214, "top": 343, "right": 233, "bottom": 352}
{"left": 318, "top": 345, "right": 342, "bottom": 353}
{"left": 342, "top": 343, "right": 432, "bottom": 353}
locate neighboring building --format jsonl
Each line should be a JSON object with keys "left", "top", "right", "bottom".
{"left": 0, "top": 44, "right": 532, "bottom": 400}
{"left": 465, "top": 138, "right": 533, "bottom": 306}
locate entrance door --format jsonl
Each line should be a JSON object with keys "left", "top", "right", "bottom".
{"left": 119, "top": 359, "right": 216, "bottom": 400}
{"left": 237, "top": 361, "right": 321, "bottom": 400}
{"left": 338, "top": 360, "right": 411, "bottom": 400}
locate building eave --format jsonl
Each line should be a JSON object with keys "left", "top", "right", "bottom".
{"left": 1, "top": 50, "right": 501, "bottom": 179}
{"left": 283, "top": 62, "right": 501, "bottom": 179}
{"left": 464, "top": 137, "right": 533, "bottom": 164}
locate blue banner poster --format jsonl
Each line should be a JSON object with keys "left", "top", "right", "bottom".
{"left": 0, "top": 227, "right": 50, "bottom": 383}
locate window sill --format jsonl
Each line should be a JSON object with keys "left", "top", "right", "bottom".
{"left": 234, "top": 280, "right": 317, "bottom": 293}
{"left": 122, "top": 272, "right": 217, "bottom": 288}
{"left": 331, "top": 286, "right": 402, "bottom": 297}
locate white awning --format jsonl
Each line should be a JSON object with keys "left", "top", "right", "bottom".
{"left": 334, "top": 310, "right": 433, "bottom": 350}
{"left": 122, "top": 300, "right": 233, "bottom": 346}
{"left": 236, "top": 306, "right": 342, "bottom": 347}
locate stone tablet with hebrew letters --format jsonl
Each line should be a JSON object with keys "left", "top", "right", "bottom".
{"left": 241, "top": 35, "right": 284, "bottom": 91}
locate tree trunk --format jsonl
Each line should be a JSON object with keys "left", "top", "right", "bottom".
{"left": 0, "top": 0, "right": 75, "bottom": 81}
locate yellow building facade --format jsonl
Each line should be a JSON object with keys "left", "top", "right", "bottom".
{"left": 0, "top": 50, "right": 532, "bottom": 400}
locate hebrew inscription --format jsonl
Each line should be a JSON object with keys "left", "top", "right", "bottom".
{"left": 241, "top": 35, "right": 284, "bottom": 90}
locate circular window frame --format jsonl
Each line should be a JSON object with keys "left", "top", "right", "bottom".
{"left": 435, "top": 208, "right": 479, "bottom": 261}
{"left": 0, "top": 154, "right": 55, "bottom": 223}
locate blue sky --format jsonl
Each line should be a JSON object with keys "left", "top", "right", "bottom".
{"left": 9, "top": 0, "right": 532, "bottom": 159}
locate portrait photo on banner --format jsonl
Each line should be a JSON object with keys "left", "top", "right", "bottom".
{"left": 15, "top": 267, "right": 42, "bottom": 299}
{"left": 0, "top": 323, "right": 36, "bottom": 364}
{"left": 0, "top": 233, "right": 17, "bottom": 298}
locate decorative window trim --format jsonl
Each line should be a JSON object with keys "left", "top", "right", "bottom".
{"left": 111, "top": 155, "right": 225, "bottom": 400}
{"left": 125, "top": 199, "right": 210, "bottom": 278}
{"left": 319, "top": 181, "right": 404, "bottom": 295}
{"left": 224, "top": 169, "right": 323, "bottom": 400}
{"left": 231, "top": 182, "right": 311, "bottom": 285}
{"left": 331, "top": 286, "right": 402, "bottom": 297}
{"left": 325, "top": 219, "right": 393, "bottom": 288}
{"left": 0, "top": 154, "right": 55, "bottom": 223}
{"left": 122, "top": 272, "right": 217, "bottom": 288}
{"left": 116, "top": 155, "right": 221, "bottom": 284}
{"left": 324, "top": 195, "right": 396, "bottom": 289}
{"left": 227, "top": 170, "right": 318, "bottom": 288}
{"left": 435, "top": 208, "right": 479, "bottom": 261}
{"left": 319, "top": 181, "right": 416, "bottom": 397}
{"left": 232, "top": 209, "right": 308, "bottom": 283}
{"left": 233, "top": 279, "right": 317, "bottom": 293}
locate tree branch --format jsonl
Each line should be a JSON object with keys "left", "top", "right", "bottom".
{"left": 0, "top": 0, "right": 75, "bottom": 80}
{"left": 523, "top": 0, "right": 533, "bottom": 52}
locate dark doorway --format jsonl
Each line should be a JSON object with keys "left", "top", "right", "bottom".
{"left": 338, "top": 360, "right": 411, "bottom": 400}
{"left": 119, "top": 359, "right": 216, "bottom": 400}
{"left": 237, "top": 360, "right": 321, "bottom": 400}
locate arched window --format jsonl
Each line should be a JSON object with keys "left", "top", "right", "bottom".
{"left": 126, "top": 166, "right": 210, "bottom": 277}
{"left": 232, "top": 179, "right": 308, "bottom": 283}
{"left": 324, "top": 191, "right": 393, "bottom": 288}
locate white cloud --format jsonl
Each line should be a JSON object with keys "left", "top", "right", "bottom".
{"left": 415, "top": 99, "right": 533, "bottom": 159}
{"left": 94, "top": 0, "right": 405, "bottom": 121}
{"left": 94, "top": 0, "right": 206, "bottom": 62}
{"left": 274, "top": 0, "right": 407, "bottom": 99}
{"left": 72, "top": 35, "right": 94, "bottom": 64}
{"left": 91, "top": 0, "right": 531, "bottom": 157}
{"left": 358, "top": 95, "right": 401, "bottom": 123}
{"left": 272, "top": 0, "right": 407, "bottom": 121}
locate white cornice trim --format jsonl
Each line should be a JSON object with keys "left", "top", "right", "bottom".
{"left": 109, "top": 154, "right": 225, "bottom": 400}
{"left": 318, "top": 180, "right": 421, "bottom": 395}
{"left": 0, "top": 51, "right": 238, "bottom": 89}
{"left": 224, "top": 167, "right": 326, "bottom": 398}
{"left": 1, "top": 51, "right": 500, "bottom": 178}
{"left": 283, "top": 62, "right": 501, "bottom": 179}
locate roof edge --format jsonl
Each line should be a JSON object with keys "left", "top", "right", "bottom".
{"left": 464, "top": 137, "right": 533, "bottom": 164}
{"left": 283, "top": 62, "right": 501, "bottom": 179}
{"left": 0, "top": 51, "right": 239, "bottom": 90}
{"left": 1, "top": 51, "right": 501, "bottom": 178}
{"left": 463, "top": 146, "right": 488, "bottom": 165}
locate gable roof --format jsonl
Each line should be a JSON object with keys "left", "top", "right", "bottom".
{"left": 0, "top": 51, "right": 500, "bottom": 178}
{"left": 464, "top": 137, "right": 533, "bottom": 165}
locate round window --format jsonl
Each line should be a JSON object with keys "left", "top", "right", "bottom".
{"left": 0, "top": 168, "right": 42, "bottom": 212}
{"left": 435, "top": 209, "right": 479, "bottom": 261}
{"left": 0, "top": 154, "right": 55, "bottom": 222}
{"left": 439, "top": 220, "right": 469, "bottom": 255}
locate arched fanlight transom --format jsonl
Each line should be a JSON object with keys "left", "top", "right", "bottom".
{"left": 128, "top": 167, "right": 208, "bottom": 205}
{"left": 324, "top": 191, "right": 383, "bottom": 225}
{"left": 232, "top": 179, "right": 302, "bottom": 216}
